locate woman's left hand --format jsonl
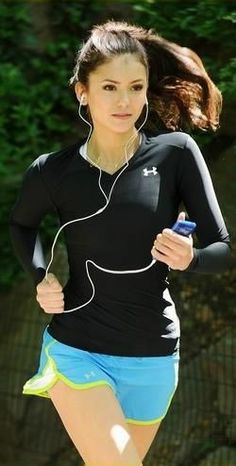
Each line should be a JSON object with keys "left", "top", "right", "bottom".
{"left": 151, "top": 212, "right": 194, "bottom": 271}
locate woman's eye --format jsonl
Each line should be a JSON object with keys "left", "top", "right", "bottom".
{"left": 102, "top": 84, "right": 144, "bottom": 91}
{"left": 103, "top": 85, "right": 116, "bottom": 91}
{"left": 132, "top": 85, "right": 144, "bottom": 91}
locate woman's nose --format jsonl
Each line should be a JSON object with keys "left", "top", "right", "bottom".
{"left": 117, "top": 92, "right": 130, "bottom": 107}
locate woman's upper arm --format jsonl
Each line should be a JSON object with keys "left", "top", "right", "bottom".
{"left": 9, "top": 155, "right": 56, "bottom": 227}
{"left": 177, "top": 135, "right": 230, "bottom": 247}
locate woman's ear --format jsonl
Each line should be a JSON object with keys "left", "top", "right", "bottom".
{"left": 75, "top": 83, "right": 87, "bottom": 104}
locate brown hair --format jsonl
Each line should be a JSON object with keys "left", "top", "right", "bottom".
{"left": 70, "top": 20, "right": 222, "bottom": 132}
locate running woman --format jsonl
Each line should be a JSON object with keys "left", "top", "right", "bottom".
{"left": 9, "top": 20, "right": 232, "bottom": 466}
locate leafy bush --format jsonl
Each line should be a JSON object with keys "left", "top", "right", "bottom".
{"left": 2, "top": 0, "right": 236, "bottom": 289}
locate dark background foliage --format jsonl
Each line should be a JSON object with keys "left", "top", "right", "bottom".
{"left": 1, "top": 2, "right": 235, "bottom": 466}
{"left": 1, "top": 0, "right": 235, "bottom": 289}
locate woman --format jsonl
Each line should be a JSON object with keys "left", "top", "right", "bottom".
{"left": 9, "top": 20, "right": 231, "bottom": 466}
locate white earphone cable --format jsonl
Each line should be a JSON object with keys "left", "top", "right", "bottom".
{"left": 45, "top": 98, "right": 157, "bottom": 313}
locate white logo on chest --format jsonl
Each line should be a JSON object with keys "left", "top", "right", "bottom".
{"left": 143, "top": 167, "right": 158, "bottom": 176}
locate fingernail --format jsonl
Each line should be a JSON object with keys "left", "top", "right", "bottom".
{"left": 163, "top": 228, "right": 172, "bottom": 234}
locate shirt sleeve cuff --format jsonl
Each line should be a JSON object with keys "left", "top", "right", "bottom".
{"left": 33, "top": 267, "right": 46, "bottom": 286}
{"left": 184, "top": 248, "right": 199, "bottom": 272}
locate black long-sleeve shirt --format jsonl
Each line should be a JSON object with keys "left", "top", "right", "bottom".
{"left": 9, "top": 130, "right": 232, "bottom": 356}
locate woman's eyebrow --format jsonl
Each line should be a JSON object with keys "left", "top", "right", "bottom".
{"left": 101, "top": 79, "right": 145, "bottom": 83}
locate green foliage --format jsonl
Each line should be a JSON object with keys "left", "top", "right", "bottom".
{"left": 130, "top": 0, "right": 236, "bottom": 100}
{"left": 2, "top": 0, "right": 236, "bottom": 289}
{"left": 218, "top": 58, "right": 236, "bottom": 99}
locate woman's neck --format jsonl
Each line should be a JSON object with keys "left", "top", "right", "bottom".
{"left": 87, "top": 128, "right": 140, "bottom": 168}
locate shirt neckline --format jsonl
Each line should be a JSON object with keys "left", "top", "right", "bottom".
{"left": 78, "top": 132, "right": 146, "bottom": 177}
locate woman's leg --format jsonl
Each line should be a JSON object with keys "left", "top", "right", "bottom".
{"left": 127, "top": 422, "right": 161, "bottom": 461}
{"left": 48, "top": 380, "right": 143, "bottom": 466}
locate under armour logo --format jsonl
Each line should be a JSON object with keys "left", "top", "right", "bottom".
{"left": 143, "top": 167, "right": 158, "bottom": 176}
{"left": 84, "top": 371, "right": 96, "bottom": 380}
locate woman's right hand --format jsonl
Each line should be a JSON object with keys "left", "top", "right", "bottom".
{"left": 36, "top": 273, "right": 64, "bottom": 313}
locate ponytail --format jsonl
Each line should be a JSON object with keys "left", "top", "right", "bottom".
{"left": 106, "top": 21, "right": 222, "bottom": 131}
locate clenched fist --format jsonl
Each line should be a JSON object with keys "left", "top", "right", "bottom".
{"left": 36, "top": 273, "right": 64, "bottom": 314}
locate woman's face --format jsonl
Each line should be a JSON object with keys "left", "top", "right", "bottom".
{"left": 76, "top": 53, "right": 148, "bottom": 134}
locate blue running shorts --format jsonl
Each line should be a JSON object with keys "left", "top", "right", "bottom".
{"left": 23, "top": 326, "right": 179, "bottom": 425}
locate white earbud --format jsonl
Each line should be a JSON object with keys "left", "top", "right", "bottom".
{"left": 80, "top": 93, "right": 87, "bottom": 105}
{"left": 145, "top": 96, "right": 148, "bottom": 106}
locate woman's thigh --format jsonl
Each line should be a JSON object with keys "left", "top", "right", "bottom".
{"left": 48, "top": 381, "right": 143, "bottom": 466}
{"left": 128, "top": 422, "right": 161, "bottom": 461}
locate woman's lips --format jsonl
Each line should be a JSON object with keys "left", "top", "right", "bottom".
{"left": 112, "top": 114, "right": 132, "bottom": 119}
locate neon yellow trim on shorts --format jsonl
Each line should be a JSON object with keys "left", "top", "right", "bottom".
{"left": 126, "top": 416, "right": 163, "bottom": 425}
{"left": 23, "top": 338, "right": 114, "bottom": 398}
{"left": 126, "top": 384, "right": 177, "bottom": 426}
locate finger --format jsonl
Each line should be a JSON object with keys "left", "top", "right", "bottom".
{"left": 177, "top": 211, "right": 186, "bottom": 222}
{"left": 45, "top": 281, "right": 63, "bottom": 291}
{"left": 37, "top": 282, "right": 63, "bottom": 294}
{"left": 155, "top": 233, "right": 188, "bottom": 252}
{"left": 162, "top": 229, "right": 191, "bottom": 246}
{"left": 38, "top": 301, "right": 64, "bottom": 309}
{"left": 43, "top": 308, "right": 64, "bottom": 314}
{"left": 41, "top": 273, "right": 63, "bottom": 291}
{"left": 152, "top": 249, "right": 172, "bottom": 267}
{"left": 38, "top": 298, "right": 64, "bottom": 306}
{"left": 36, "top": 291, "right": 64, "bottom": 301}
{"left": 154, "top": 239, "right": 173, "bottom": 256}
{"left": 37, "top": 282, "right": 63, "bottom": 293}
{"left": 45, "top": 273, "right": 58, "bottom": 284}
{"left": 36, "top": 296, "right": 64, "bottom": 305}
{"left": 151, "top": 246, "right": 179, "bottom": 265}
